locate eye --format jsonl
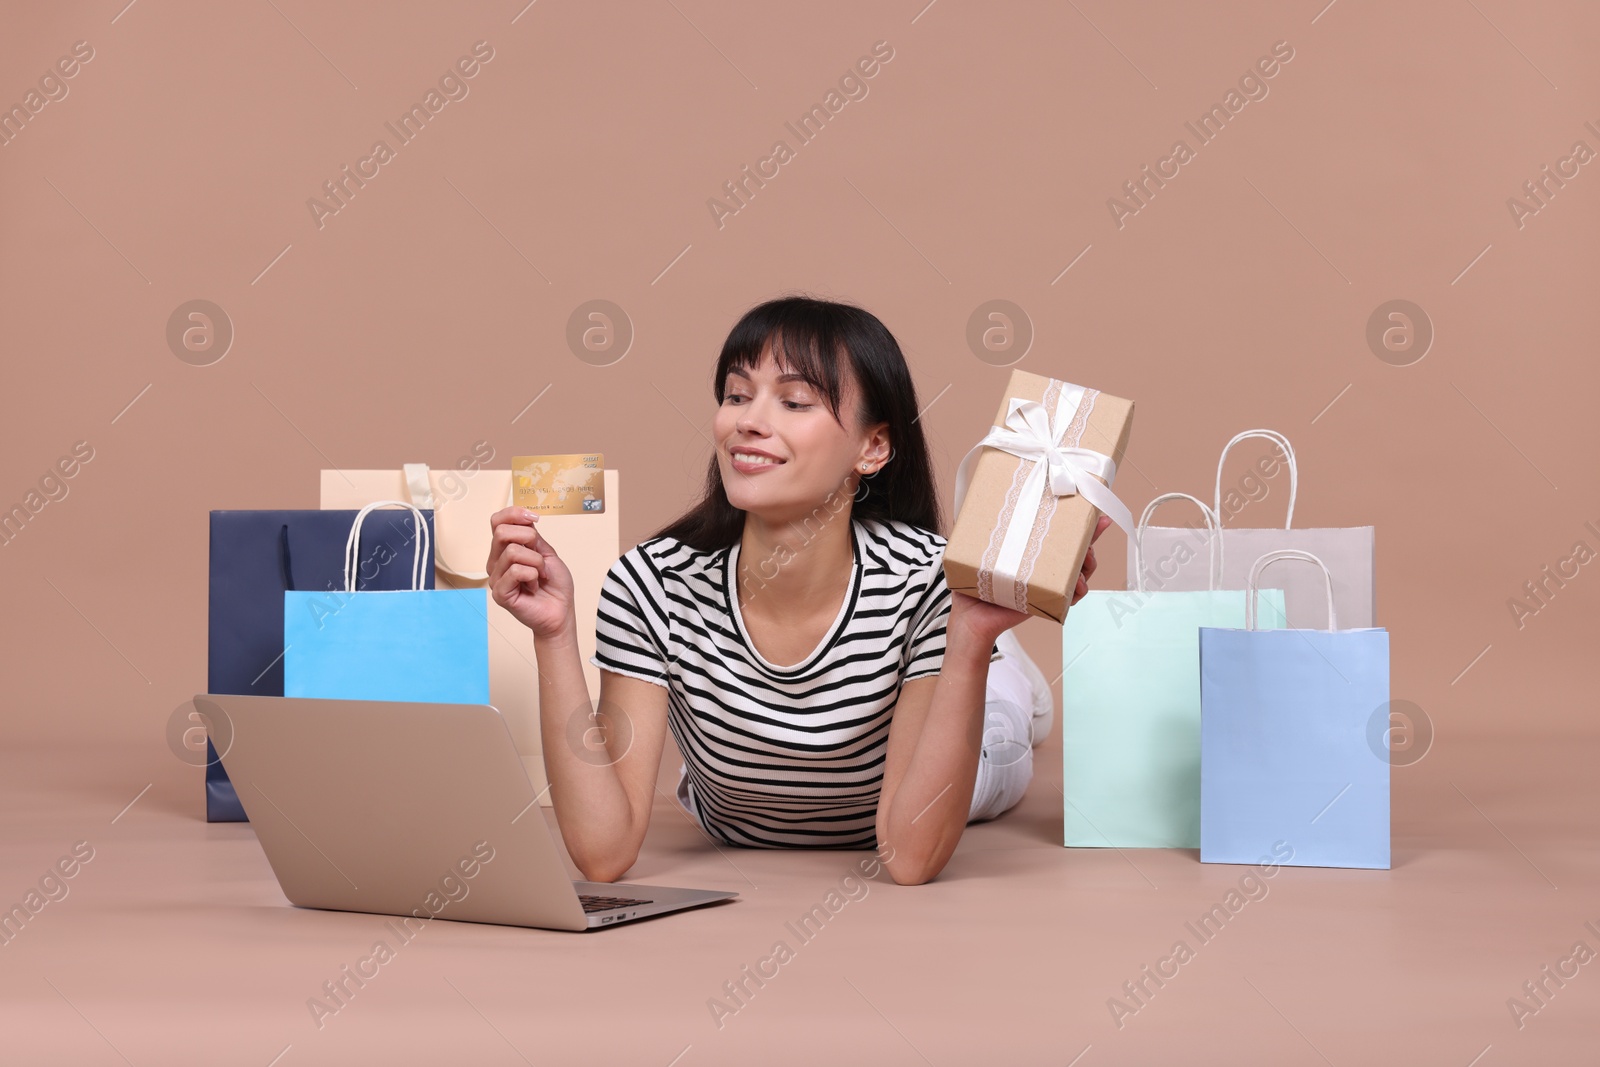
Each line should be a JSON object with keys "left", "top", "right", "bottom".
{"left": 783, "top": 400, "right": 810, "bottom": 411}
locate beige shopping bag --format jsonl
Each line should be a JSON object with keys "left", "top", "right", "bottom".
{"left": 321, "top": 465, "right": 620, "bottom": 806}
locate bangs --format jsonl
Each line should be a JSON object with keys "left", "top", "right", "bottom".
{"left": 719, "top": 322, "right": 848, "bottom": 423}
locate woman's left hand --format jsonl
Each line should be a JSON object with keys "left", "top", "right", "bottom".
{"left": 950, "top": 514, "right": 1112, "bottom": 644}
{"left": 1071, "top": 514, "right": 1112, "bottom": 606}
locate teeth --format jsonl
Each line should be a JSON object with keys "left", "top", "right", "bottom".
{"left": 734, "top": 452, "right": 780, "bottom": 466}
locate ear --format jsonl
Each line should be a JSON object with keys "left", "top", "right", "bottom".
{"left": 865, "top": 422, "right": 892, "bottom": 465}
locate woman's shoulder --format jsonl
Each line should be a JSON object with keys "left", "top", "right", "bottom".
{"left": 854, "top": 516, "right": 947, "bottom": 574}
{"left": 610, "top": 532, "right": 725, "bottom": 587}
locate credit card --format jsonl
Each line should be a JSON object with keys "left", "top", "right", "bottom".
{"left": 512, "top": 454, "right": 605, "bottom": 514}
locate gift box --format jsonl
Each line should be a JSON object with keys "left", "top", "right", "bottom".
{"left": 945, "top": 370, "right": 1135, "bottom": 623}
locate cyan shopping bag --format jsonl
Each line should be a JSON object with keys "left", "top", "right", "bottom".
{"left": 1062, "top": 493, "right": 1285, "bottom": 848}
{"left": 207, "top": 506, "right": 436, "bottom": 821}
{"left": 284, "top": 501, "right": 489, "bottom": 704}
{"left": 1199, "top": 549, "right": 1390, "bottom": 869}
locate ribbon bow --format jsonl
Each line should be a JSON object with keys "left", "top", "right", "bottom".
{"left": 954, "top": 396, "right": 1133, "bottom": 533}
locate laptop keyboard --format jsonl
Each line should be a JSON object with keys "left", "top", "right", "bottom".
{"left": 578, "top": 893, "right": 654, "bottom": 914}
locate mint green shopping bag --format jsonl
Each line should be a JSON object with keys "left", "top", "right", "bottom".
{"left": 1062, "top": 493, "right": 1285, "bottom": 848}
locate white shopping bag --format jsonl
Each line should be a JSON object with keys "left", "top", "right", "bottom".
{"left": 1126, "top": 429, "right": 1374, "bottom": 629}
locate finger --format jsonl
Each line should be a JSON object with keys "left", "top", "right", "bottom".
{"left": 1089, "top": 514, "right": 1112, "bottom": 544}
{"left": 1082, "top": 547, "right": 1098, "bottom": 579}
{"left": 501, "top": 543, "right": 544, "bottom": 569}
{"left": 490, "top": 566, "right": 520, "bottom": 606}
{"left": 492, "top": 522, "right": 540, "bottom": 553}
{"left": 488, "top": 542, "right": 540, "bottom": 589}
{"left": 504, "top": 563, "right": 541, "bottom": 588}
{"left": 489, "top": 506, "right": 538, "bottom": 530}
{"left": 491, "top": 561, "right": 540, "bottom": 605}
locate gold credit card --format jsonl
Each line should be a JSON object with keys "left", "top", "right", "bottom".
{"left": 512, "top": 454, "right": 605, "bottom": 514}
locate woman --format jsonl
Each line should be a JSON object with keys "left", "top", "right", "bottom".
{"left": 486, "top": 296, "right": 1108, "bottom": 885}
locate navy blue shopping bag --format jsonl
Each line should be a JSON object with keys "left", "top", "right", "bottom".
{"left": 205, "top": 507, "right": 435, "bottom": 821}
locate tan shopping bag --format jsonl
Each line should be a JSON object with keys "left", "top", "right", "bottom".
{"left": 321, "top": 465, "right": 620, "bottom": 806}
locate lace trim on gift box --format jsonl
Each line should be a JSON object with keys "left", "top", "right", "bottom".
{"left": 976, "top": 395, "right": 1039, "bottom": 609}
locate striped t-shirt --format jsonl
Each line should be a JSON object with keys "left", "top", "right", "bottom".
{"left": 587, "top": 516, "right": 1002, "bottom": 849}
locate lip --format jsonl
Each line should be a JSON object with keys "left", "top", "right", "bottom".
{"left": 729, "top": 447, "right": 786, "bottom": 473}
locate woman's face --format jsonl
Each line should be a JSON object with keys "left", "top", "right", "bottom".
{"left": 713, "top": 342, "right": 887, "bottom": 520}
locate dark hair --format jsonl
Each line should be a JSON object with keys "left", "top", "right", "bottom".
{"left": 647, "top": 295, "right": 943, "bottom": 551}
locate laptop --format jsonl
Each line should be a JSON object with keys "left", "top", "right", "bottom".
{"left": 197, "top": 692, "right": 738, "bottom": 931}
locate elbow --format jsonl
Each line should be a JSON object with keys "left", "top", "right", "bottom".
{"left": 572, "top": 843, "right": 640, "bottom": 884}
{"left": 577, "top": 855, "right": 635, "bottom": 884}
{"left": 884, "top": 853, "right": 943, "bottom": 886}
{"left": 567, "top": 814, "right": 648, "bottom": 884}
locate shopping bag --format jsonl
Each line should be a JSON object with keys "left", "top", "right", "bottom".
{"left": 284, "top": 501, "right": 488, "bottom": 704}
{"left": 1062, "top": 493, "right": 1285, "bottom": 848}
{"left": 320, "top": 464, "right": 619, "bottom": 806}
{"left": 1199, "top": 550, "right": 1390, "bottom": 869}
{"left": 206, "top": 506, "right": 436, "bottom": 821}
{"left": 1126, "top": 429, "right": 1375, "bottom": 628}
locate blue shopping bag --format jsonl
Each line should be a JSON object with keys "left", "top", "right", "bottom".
{"left": 1199, "top": 549, "right": 1390, "bottom": 869}
{"left": 1063, "top": 493, "right": 1285, "bottom": 848}
{"left": 207, "top": 506, "right": 436, "bottom": 821}
{"left": 284, "top": 501, "right": 489, "bottom": 705}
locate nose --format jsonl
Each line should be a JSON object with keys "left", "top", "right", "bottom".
{"left": 735, "top": 402, "right": 770, "bottom": 437}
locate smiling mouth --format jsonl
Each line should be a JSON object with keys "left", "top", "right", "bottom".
{"left": 730, "top": 451, "right": 785, "bottom": 467}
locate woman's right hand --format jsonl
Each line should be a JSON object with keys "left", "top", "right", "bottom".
{"left": 487, "top": 507, "right": 576, "bottom": 640}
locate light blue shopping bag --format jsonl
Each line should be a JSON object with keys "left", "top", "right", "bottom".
{"left": 1063, "top": 493, "right": 1286, "bottom": 848}
{"left": 1199, "top": 550, "right": 1390, "bottom": 869}
{"left": 285, "top": 501, "right": 490, "bottom": 704}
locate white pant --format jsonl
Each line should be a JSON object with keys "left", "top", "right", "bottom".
{"left": 967, "top": 646, "right": 1039, "bottom": 823}
{"left": 672, "top": 648, "right": 1041, "bottom": 831}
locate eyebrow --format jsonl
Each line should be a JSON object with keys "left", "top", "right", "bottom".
{"left": 726, "top": 366, "right": 810, "bottom": 384}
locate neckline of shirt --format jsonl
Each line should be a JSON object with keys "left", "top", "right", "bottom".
{"left": 725, "top": 518, "right": 864, "bottom": 675}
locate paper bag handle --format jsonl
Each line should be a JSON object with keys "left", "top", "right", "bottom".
{"left": 1246, "top": 549, "right": 1335, "bottom": 631}
{"left": 1214, "top": 429, "right": 1297, "bottom": 530}
{"left": 1134, "top": 492, "right": 1220, "bottom": 593}
{"left": 343, "top": 501, "right": 430, "bottom": 593}
{"left": 402, "top": 462, "right": 513, "bottom": 582}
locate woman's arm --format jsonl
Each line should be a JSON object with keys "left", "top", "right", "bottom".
{"left": 874, "top": 600, "right": 1005, "bottom": 886}
{"left": 875, "top": 515, "right": 1111, "bottom": 884}
{"left": 533, "top": 630, "right": 671, "bottom": 882}
{"left": 487, "top": 507, "right": 670, "bottom": 882}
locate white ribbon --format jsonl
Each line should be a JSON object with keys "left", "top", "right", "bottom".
{"left": 952, "top": 389, "right": 1133, "bottom": 613}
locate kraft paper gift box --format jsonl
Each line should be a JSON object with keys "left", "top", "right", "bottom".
{"left": 945, "top": 370, "right": 1135, "bottom": 623}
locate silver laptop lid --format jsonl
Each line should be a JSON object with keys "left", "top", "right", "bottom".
{"left": 197, "top": 693, "right": 590, "bottom": 932}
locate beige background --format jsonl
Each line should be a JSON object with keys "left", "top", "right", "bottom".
{"left": 4, "top": 0, "right": 1595, "bottom": 751}
{"left": 2, "top": 2, "right": 1597, "bottom": 1063}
